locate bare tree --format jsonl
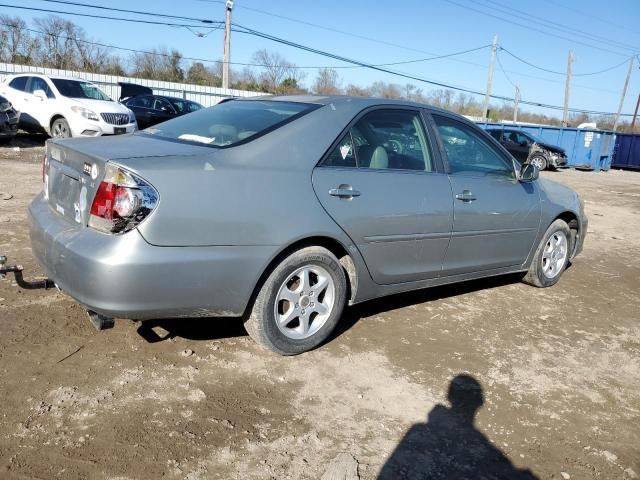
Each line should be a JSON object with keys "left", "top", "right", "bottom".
{"left": 187, "top": 62, "right": 221, "bottom": 86}
{"left": 344, "top": 84, "right": 369, "bottom": 97}
{"left": 252, "top": 49, "right": 305, "bottom": 93}
{"left": 313, "top": 68, "right": 342, "bottom": 95}
{"left": 0, "top": 15, "right": 38, "bottom": 64}
{"left": 132, "top": 48, "right": 184, "bottom": 82}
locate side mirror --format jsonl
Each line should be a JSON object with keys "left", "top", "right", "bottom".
{"left": 519, "top": 163, "right": 539, "bottom": 182}
{"left": 33, "top": 89, "right": 47, "bottom": 101}
{"left": 519, "top": 140, "right": 529, "bottom": 147}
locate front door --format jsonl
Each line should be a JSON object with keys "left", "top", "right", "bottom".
{"left": 431, "top": 114, "right": 541, "bottom": 276}
{"left": 312, "top": 108, "right": 453, "bottom": 285}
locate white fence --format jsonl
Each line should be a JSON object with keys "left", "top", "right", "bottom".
{"left": 0, "top": 62, "right": 264, "bottom": 107}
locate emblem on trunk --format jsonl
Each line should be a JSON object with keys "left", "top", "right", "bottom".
{"left": 82, "top": 162, "right": 92, "bottom": 176}
{"left": 83, "top": 162, "right": 99, "bottom": 179}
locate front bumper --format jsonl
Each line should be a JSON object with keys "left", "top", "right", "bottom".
{"left": 29, "top": 193, "right": 276, "bottom": 319}
{"left": 68, "top": 118, "right": 137, "bottom": 137}
{"left": 573, "top": 215, "right": 588, "bottom": 258}
{"left": 0, "top": 110, "right": 19, "bottom": 138}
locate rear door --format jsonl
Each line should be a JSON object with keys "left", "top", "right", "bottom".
{"left": 126, "top": 95, "right": 154, "bottom": 129}
{"left": 312, "top": 107, "right": 453, "bottom": 285}
{"left": 430, "top": 114, "right": 541, "bottom": 276}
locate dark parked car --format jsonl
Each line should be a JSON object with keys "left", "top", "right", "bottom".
{"left": 30, "top": 96, "right": 587, "bottom": 355}
{"left": 119, "top": 82, "right": 202, "bottom": 129}
{"left": 0, "top": 94, "right": 19, "bottom": 143}
{"left": 487, "top": 128, "right": 568, "bottom": 170}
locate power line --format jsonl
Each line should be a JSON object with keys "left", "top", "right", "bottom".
{"left": 0, "top": 21, "right": 486, "bottom": 71}
{"left": 38, "top": 0, "right": 218, "bottom": 25}
{"left": 539, "top": 0, "right": 640, "bottom": 38}
{"left": 477, "top": 0, "right": 640, "bottom": 54}
{"left": 0, "top": 3, "right": 222, "bottom": 30}
{"left": 496, "top": 51, "right": 516, "bottom": 88}
{"left": 231, "top": 23, "right": 635, "bottom": 116}
{"left": 500, "top": 47, "right": 633, "bottom": 77}
{"left": 0, "top": 13, "right": 632, "bottom": 115}
{"left": 441, "top": 0, "right": 632, "bottom": 57}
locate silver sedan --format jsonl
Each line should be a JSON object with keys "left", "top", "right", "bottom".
{"left": 29, "top": 96, "right": 587, "bottom": 354}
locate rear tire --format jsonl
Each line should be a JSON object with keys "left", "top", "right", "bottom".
{"left": 244, "top": 246, "right": 347, "bottom": 355}
{"left": 51, "top": 118, "right": 71, "bottom": 138}
{"left": 523, "top": 219, "right": 571, "bottom": 288}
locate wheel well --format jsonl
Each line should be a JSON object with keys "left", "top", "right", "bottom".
{"left": 556, "top": 211, "right": 579, "bottom": 254}
{"left": 244, "top": 236, "right": 358, "bottom": 317}
{"left": 49, "top": 115, "right": 65, "bottom": 131}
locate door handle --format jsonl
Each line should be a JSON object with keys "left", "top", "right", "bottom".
{"left": 455, "top": 190, "right": 476, "bottom": 202}
{"left": 329, "top": 185, "right": 361, "bottom": 199}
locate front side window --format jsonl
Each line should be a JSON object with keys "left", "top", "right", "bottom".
{"left": 352, "top": 109, "right": 433, "bottom": 171}
{"left": 28, "top": 77, "right": 55, "bottom": 98}
{"left": 9, "top": 76, "right": 27, "bottom": 92}
{"left": 143, "top": 99, "right": 318, "bottom": 147}
{"left": 433, "top": 115, "right": 514, "bottom": 178}
{"left": 154, "top": 97, "right": 174, "bottom": 112}
{"left": 51, "top": 79, "right": 112, "bottom": 101}
{"left": 171, "top": 99, "right": 202, "bottom": 114}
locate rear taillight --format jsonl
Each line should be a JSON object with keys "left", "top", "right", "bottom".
{"left": 88, "top": 163, "right": 158, "bottom": 235}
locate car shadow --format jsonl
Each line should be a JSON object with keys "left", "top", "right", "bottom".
{"left": 377, "top": 374, "right": 539, "bottom": 479}
{"left": 329, "top": 272, "right": 524, "bottom": 342}
{"left": 136, "top": 273, "right": 524, "bottom": 345}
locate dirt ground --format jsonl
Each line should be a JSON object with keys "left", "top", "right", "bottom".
{"left": 0, "top": 134, "right": 639, "bottom": 480}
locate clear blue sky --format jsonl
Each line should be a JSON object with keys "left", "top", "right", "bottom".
{"left": 11, "top": 0, "right": 640, "bottom": 119}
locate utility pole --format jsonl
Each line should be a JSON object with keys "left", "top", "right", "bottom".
{"left": 222, "top": 0, "right": 234, "bottom": 90}
{"left": 513, "top": 84, "right": 520, "bottom": 123}
{"left": 562, "top": 50, "right": 573, "bottom": 128}
{"left": 613, "top": 56, "right": 635, "bottom": 132}
{"left": 631, "top": 93, "right": 640, "bottom": 132}
{"left": 482, "top": 34, "right": 498, "bottom": 121}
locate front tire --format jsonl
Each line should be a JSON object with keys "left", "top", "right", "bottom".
{"left": 529, "top": 154, "right": 547, "bottom": 171}
{"left": 523, "top": 219, "right": 571, "bottom": 288}
{"left": 244, "top": 246, "right": 347, "bottom": 355}
{"left": 51, "top": 118, "right": 71, "bottom": 138}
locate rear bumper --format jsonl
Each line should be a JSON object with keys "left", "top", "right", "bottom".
{"left": 29, "top": 193, "right": 276, "bottom": 319}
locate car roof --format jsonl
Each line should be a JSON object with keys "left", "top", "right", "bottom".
{"left": 8, "top": 73, "right": 93, "bottom": 83}
{"left": 240, "top": 94, "right": 459, "bottom": 116}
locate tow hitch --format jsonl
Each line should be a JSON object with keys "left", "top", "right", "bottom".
{"left": 0, "top": 255, "right": 55, "bottom": 289}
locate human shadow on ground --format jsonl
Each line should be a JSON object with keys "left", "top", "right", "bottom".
{"left": 378, "top": 374, "right": 538, "bottom": 480}
{"left": 136, "top": 273, "right": 526, "bottom": 344}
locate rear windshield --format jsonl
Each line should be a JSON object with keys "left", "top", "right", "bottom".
{"left": 51, "top": 79, "right": 112, "bottom": 101}
{"left": 142, "top": 99, "right": 317, "bottom": 147}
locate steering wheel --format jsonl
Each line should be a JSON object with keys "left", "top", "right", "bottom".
{"left": 386, "top": 139, "right": 403, "bottom": 154}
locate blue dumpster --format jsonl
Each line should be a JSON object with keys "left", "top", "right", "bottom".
{"left": 476, "top": 122, "right": 616, "bottom": 171}
{"left": 612, "top": 134, "right": 640, "bottom": 170}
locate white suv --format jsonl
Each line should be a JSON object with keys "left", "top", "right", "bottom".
{"left": 0, "top": 74, "right": 137, "bottom": 138}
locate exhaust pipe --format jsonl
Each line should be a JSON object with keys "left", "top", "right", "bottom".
{"left": 87, "top": 310, "right": 115, "bottom": 330}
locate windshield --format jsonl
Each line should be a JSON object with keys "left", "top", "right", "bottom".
{"left": 51, "top": 79, "right": 112, "bottom": 101}
{"left": 143, "top": 100, "right": 318, "bottom": 147}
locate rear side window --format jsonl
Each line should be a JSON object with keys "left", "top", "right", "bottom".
{"left": 129, "top": 96, "right": 153, "bottom": 108}
{"left": 9, "top": 76, "right": 27, "bottom": 91}
{"left": 143, "top": 100, "right": 318, "bottom": 147}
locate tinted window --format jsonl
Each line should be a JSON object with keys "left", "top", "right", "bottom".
{"left": 488, "top": 129, "right": 502, "bottom": 141}
{"left": 143, "top": 100, "right": 317, "bottom": 147}
{"left": 433, "top": 115, "right": 514, "bottom": 178}
{"left": 128, "top": 96, "right": 153, "bottom": 108}
{"left": 154, "top": 97, "right": 174, "bottom": 112}
{"left": 51, "top": 79, "right": 111, "bottom": 101}
{"left": 323, "top": 132, "right": 356, "bottom": 168}
{"left": 9, "top": 76, "right": 27, "bottom": 91}
{"left": 28, "top": 77, "right": 55, "bottom": 98}
{"left": 170, "top": 99, "right": 202, "bottom": 114}
{"left": 350, "top": 109, "right": 433, "bottom": 171}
